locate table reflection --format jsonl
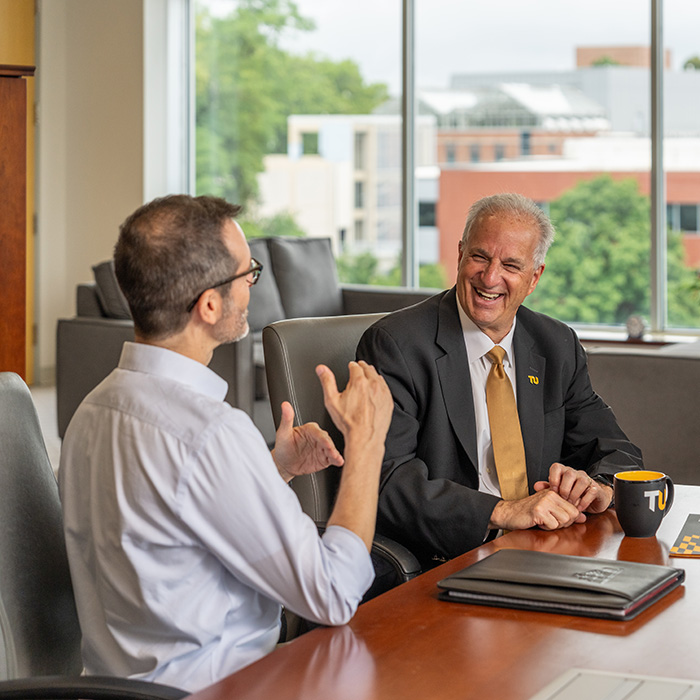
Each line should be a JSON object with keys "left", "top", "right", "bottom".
{"left": 192, "top": 626, "right": 375, "bottom": 700}
{"left": 617, "top": 535, "right": 668, "bottom": 565}
{"left": 492, "top": 510, "right": 617, "bottom": 558}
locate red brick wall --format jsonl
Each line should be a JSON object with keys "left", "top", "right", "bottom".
{"left": 576, "top": 46, "right": 671, "bottom": 69}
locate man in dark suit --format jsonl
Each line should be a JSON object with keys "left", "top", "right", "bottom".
{"left": 357, "top": 193, "right": 642, "bottom": 569}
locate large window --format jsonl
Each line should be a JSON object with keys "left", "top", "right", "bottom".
{"left": 195, "top": 0, "right": 700, "bottom": 332}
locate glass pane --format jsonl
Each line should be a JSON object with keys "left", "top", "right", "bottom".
{"left": 665, "top": 0, "right": 700, "bottom": 329}
{"left": 195, "top": 0, "right": 402, "bottom": 286}
{"left": 417, "top": 0, "right": 655, "bottom": 326}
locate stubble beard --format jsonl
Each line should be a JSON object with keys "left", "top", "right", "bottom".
{"left": 215, "top": 301, "right": 250, "bottom": 345}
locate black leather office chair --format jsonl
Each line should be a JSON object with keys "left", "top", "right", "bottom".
{"left": 263, "top": 314, "right": 422, "bottom": 602}
{"left": 0, "top": 372, "right": 187, "bottom": 700}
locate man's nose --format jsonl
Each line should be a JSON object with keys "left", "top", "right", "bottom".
{"left": 480, "top": 261, "right": 501, "bottom": 286}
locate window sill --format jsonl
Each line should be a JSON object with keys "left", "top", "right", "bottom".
{"left": 574, "top": 327, "right": 700, "bottom": 350}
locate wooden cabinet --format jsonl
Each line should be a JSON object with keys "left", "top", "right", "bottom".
{"left": 0, "top": 64, "right": 34, "bottom": 379}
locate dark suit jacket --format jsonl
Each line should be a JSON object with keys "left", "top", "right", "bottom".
{"left": 356, "top": 287, "right": 643, "bottom": 569}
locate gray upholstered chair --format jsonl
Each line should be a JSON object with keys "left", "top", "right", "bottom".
{"left": 263, "top": 314, "right": 422, "bottom": 601}
{"left": 0, "top": 372, "right": 186, "bottom": 700}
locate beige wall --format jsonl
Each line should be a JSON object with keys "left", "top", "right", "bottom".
{"left": 36, "top": 0, "right": 145, "bottom": 381}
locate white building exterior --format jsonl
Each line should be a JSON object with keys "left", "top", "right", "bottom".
{"left": 257, "top": 114, "right": 438, "bottom": 268}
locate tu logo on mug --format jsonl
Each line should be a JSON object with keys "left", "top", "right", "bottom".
{"left": 644, "top": 489, "right": 668, "bottom": 512}
{"left": 615, "top": 470, "right": 674, "bottom": 538}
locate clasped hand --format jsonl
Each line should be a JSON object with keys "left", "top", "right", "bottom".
{"left": 490, "top": 463, "right": 613, "bottom": 532}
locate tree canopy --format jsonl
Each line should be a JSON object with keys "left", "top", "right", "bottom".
{"left": 196, "top": 0, "right": 389, "bottom": 207}
{"left": 683, "top": 55, "right": 700, "bottom": 71}
{"left": 336, "top": 251, "right": 447, "bottom": 289}
{"left": 526, "top": 175, "right": 700, "bottom": 328}
{"left": 238, "top": 212, "right": 306, "bottom": 239}
{"left": 591, "top": 55, "right": 621, "bottom": 67}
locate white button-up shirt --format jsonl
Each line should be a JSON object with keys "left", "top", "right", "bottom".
{"left": 59, "top": 342, "right": 373, "bottom": 692}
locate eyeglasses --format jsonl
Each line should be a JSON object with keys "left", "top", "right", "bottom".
{"left": 186, "top": 258, "right": 263, "bottom": 312}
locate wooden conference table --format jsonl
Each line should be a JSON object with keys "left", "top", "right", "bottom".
{"left": 188, "top": 485, "right": 700, "bottom": 700}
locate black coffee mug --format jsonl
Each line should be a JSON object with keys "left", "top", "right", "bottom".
{"left": 614, "top": 470, "right": 674, "bottom": 538}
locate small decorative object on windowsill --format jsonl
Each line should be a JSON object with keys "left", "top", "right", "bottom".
{"left": 625, "top": 315, "right": 647, "bottom": 342}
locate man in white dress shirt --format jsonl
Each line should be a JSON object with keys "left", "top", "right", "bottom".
{"left": 59, "top": 195, "right": 393, "bottom": 692}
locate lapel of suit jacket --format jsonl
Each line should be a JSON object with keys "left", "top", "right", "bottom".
{"left": 435, "top": 288, "right": 479, "bottom": 469}
{"left": 513, "top": 314, "right": 546, "bottom": 486}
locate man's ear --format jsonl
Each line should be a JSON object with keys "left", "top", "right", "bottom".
{"left": 527, "top": 264, "right": 545, "bottom": 295}
{"left": 193, "top": 289, "right": 223, "bottom": 326}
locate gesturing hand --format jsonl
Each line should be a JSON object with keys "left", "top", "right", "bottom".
{"left": 271, "top": 401, "right": 344, "bottom": 483}
{"left": 315, "top": 361, "right": 393, "bottom": 446}
{"left": 318, "top": 361, "right": 393, "bottom": 549}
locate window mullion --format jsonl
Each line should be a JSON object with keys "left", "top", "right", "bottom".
{"left": 650, "top": 0, "right": 667, "bottom": 330}
{"left": 401, "top": 0, "right": 418, "bottom": 287}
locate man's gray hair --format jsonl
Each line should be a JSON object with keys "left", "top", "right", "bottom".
{"left": 461, "top": 193, "right": 555, "bottom": 268}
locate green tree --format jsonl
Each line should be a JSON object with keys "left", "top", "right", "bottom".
{"left": 591, "top": 55, "right": 621, "bottom": 67}
{"left": 336, "top": 251, "right": 380, "bottom": 285}
{"left": 196, "top": 0, "right": 389, "bottom": 206}
{"left": 337, "top": 252, "right": 447, "bottom": 289}
{"left": 196, "top": 2, "right": 307, "bottom": 205}
{"left": 527, "top": 175, "right": 700, "bottom": 327}
{"left": 265, "top": 54, "right": 389, "bottom": 153}
{"left": 683, "top": 55, "right": 700, "bottom": 71}
{"left": 239, "top": 211, "right": 307, "bottom": 239}
{"left": 418, "top": 263, "right": 448, "bottom": 289}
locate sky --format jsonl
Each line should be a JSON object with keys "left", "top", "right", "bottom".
{"left": 202, "top": 0, "right": 700, "bottom": 95}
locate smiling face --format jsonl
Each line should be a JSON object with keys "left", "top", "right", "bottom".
{"left": 456, "top": 212, "right": 544, "bottom": 343}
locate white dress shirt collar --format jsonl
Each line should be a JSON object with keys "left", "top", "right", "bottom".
{"left": 118, "top": 341, "right": 228, "bottom": 402}
{"left": 455, "top": 297, "right": 517, "bottom": 363}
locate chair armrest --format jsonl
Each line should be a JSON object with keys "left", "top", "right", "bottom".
{"left": 56, "top": 317, "right": 135, "bottom": 438}
{"left": 0, "top": 676, "right": 186, "bottom": 700}
{"left": 365, "top": 532, "right": 422, "bottom": 601}
{"left": 341, "top": 284, "right": 439, "bottom": 314}
{"left": 370, "top": 533, "right": 422, "bottom": 580}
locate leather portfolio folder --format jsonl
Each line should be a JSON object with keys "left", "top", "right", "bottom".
{"left": 437, "top": 549, "right": 685, "bottom": 620}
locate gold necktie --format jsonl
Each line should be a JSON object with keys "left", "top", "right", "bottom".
{"left": 485, "top": 346, "right": 529, "bottom": 501}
